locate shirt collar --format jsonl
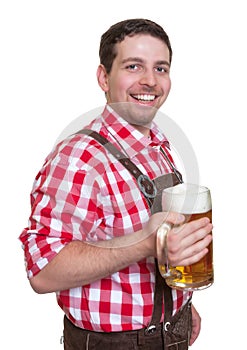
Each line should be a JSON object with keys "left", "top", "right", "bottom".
{"left": 101, "top": 105, "right": 170, "bottom": 158}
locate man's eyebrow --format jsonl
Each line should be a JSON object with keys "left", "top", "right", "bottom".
{"left": 155, "top": 60, "right": 170, "bottom": 67}
{"left": 121, "top": 57, "right": 145, "bottom": 64}
{"left": 121, "top": 57, "right": 170, "bottom": 67}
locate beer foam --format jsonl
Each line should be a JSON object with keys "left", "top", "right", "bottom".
{"left": 162, "top": 183, "right": 211, "bottom": 214}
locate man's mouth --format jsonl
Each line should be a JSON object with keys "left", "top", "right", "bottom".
{"left": 131, "top": 94, "right": 156, "bottom": 102}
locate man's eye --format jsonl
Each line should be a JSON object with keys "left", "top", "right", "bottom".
{"left": 126, "top": 64, "right": 138, "bottom": 70}
{"left": 156, "top": 67, "right": 169, "bottom": 73}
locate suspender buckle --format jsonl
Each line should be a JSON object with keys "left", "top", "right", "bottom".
{"left": 137, "top": 174, "right": 157, "bottom": 199}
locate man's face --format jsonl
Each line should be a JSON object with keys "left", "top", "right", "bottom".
{"left": 98, "top": 34, "right": 171, "bottom": 132}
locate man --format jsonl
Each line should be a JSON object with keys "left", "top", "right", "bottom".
{"left": 20, "top": 19, "right": 212, "bottom": 349}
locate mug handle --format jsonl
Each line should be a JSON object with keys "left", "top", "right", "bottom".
{"left": 156, "top": 223, "right": 182, "bottom": 279}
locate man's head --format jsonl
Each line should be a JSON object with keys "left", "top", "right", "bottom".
{"left": 99, "top": 18, "right": 172, "bottom": 74}
{"left": 97, "top": 19, "right": 172, "bottom": 135}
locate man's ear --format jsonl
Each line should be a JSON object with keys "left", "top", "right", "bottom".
{"left": 96, "top": 64, "right": 109, "bottom": 92}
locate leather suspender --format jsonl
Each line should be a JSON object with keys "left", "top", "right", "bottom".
{"left": 76, "top": 129, "right": 182, "bottom": 328}
{"left": 77, "top": 129, "right": 157, "bottom": 209}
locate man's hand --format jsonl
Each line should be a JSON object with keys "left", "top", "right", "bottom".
{"left": 166, "top": 217, "right": 213, "bottom": 267}
{"left": 190, "top": 304, "right": 201, "bottom": 345}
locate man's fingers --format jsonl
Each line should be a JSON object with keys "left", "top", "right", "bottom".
{"left": 160, "top": 211, "right": 185, "bottom": 227}
{"left": 173, "top": 217, "right": 212, "bottom": 237}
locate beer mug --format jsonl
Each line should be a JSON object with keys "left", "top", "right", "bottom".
{"left": 157, "top": 183, "right": 214, "bottom": 291}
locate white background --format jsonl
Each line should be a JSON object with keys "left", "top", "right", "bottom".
{"left": 1, "top": 0, "right": 246, "bottom": 348}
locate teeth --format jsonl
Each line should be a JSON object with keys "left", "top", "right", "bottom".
{"left": 133, "top": 94, "right": 155, "bottom": 101}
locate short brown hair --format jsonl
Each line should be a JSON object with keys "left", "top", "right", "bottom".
{"left": 99, "top": 18, "right": 172, "bottom": 73}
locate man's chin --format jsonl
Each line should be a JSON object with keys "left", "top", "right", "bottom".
{"left": 108, "top": 101, "right": 158, "bottom": 123}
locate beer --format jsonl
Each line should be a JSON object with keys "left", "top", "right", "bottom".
{"left": 159, "top": 183, "right": 214, "bottom": 291}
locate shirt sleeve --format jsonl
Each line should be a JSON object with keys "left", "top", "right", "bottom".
{"left": 19, "top": 136, "right": 102, "bottom": 278}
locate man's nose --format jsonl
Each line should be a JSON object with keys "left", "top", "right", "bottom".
{"left": 139, "top": 69, "right": 157, "bottom": 87}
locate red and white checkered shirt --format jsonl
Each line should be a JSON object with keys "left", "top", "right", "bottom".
{"left": 20, "top": 105, "right": 191, "bottom": 331}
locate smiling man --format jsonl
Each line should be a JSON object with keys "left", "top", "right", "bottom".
{"left": 97, "top": 26, "right": 172, "bottom": 136}
{"left": 20, "top": 18, "right": 212, "bottom": 349}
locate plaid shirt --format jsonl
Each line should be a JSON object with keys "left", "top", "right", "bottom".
{"left": 20, "top": 105, "right": 191, "bottom": 331}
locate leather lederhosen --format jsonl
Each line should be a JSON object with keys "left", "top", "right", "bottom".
{"left": 63, "top": 130, "right": 192, "bottom": 350}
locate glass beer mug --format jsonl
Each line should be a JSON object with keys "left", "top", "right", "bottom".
{"left": 157, "top": 183, "right": 214, "bottom": 291}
